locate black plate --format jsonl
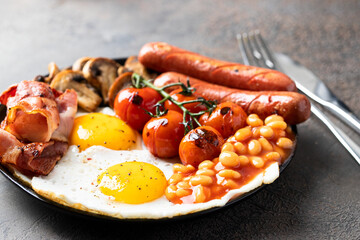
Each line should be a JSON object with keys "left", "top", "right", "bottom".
{"left": 0, "top": 58, "right": 297, "bottom": 221}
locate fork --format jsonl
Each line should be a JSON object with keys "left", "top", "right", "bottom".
{"left": 236, "top": 31, "right": 360, "bottom": 165}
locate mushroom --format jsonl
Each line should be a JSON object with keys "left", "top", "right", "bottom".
{"left": 73, "top": 57, "right": 92, "bottom": 72}
{"left": 108, "top": 72, "right": 133, "bottom": 108}
{"left": 82, "top": 57, "right": 120, "bottom": 103}
{"left": 46, "top": 62, "right": 61, "bottom": 83}
{"left": 117, "top": 65, "right": 131, "bottom": 76}
{"left": 32, "top": 62, "right": 61, "bottom": 83}
{"left": 50, "top": 70, "right": 102, "bottom": 112}
{"left": 124, "top": 56, "right": 157, "bottom": 80}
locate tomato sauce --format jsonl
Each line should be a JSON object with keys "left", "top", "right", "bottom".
{"left": 166, "top": 114, "right": 295, "bottom": 205}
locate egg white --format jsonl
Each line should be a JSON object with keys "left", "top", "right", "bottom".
{"left": 12, "top": 107, "right": 280, "bottom": 219}
{"left": 31, "top": 145, "right": 279, "bottom": 219}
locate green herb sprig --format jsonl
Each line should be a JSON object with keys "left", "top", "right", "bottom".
{"left": 132, "top": 73, "right": 217, "bottom": 133}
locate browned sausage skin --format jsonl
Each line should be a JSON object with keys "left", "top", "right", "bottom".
{"left": 139, "top": 42, "right": 297, "bottom": 92}
{"left": 154, "top": 72, "right": 311, "bottom": 125}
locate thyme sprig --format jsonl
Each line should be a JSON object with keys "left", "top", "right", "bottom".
{"left": 131, "top": 73, "right": 217, "bottom": 133}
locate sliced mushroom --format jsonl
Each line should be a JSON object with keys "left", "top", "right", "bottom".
{"left": 124, "top": 56, "right": 157, "bottom": 80}
{"left": 73, "top": 57, "right": 92, "bottom": 71}
{"left": 33, "top": 75, "right": 46, "bottom": 82}
{"left": 50, "top": 70, "right": 102, "bottom": 112}
{"left": 41, "top": 62, "right": 61, "bottom": 83}
{"left": 117, "top": 65, "right": 131, "bottom": 76}
{"left": 108, "top": 72, "right": 133, "bottom": 108}
{"left": 82, "top": 57, "right": 120, "bottom": 103}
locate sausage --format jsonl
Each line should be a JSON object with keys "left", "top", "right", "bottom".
{"left": 154, "top": 72, "right": 310, "bottom": 125}
{"left": 139, "top": 42, "right": 297, "bottom": 92}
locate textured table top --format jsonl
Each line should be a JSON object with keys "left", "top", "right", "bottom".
{"left": 0, "top": 0, "right": 359, "bottom": 239}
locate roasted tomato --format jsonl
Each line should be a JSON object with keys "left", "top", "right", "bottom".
{"left": 114, "top": 87, "right": 162, "bottom": 131}
{"left": 199, "top": 102, "right": 247, "bottom": 138}
{"left": 164, "top": 88, "right": 207, "bottom": 114}
{"left": 143, "top": 110, "right": 185, "bottom": 158}
{"left": 179, "top": 126, "right": 224, "bottom": 167}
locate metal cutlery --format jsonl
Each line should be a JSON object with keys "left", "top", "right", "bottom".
{"left": 276, "top": 53, "right": 360, "bottom": 135}
{"left": 236, "top": 31, "right": 360, "bottom": 165}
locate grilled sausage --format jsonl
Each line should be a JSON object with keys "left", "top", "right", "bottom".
{"left": 154, "top": 72, "right": 310, "bottom": 125}
{"left": 139, "top": 42, "right": 297, "bottom": 92}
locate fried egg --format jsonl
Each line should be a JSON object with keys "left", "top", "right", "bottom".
{"left": 70, "top": 110, "right": 142, "bottom": 151}
{"left": 32, "top": 145, "right": 279, "bottom": 219}
{"left": 29, "top": 107, "right": 280, "bottom": 219}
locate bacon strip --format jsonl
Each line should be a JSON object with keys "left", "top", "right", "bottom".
{"left": 0, "top": 128, "right": 23, "bottom": 165}
{"left": 0, "top": 80, "right": 77, "bottom": 175}
{"left": 0, "top": 129, "right": 68, "bottom": 175}
{"left": 1, "top": 81, "right": 60, "bottom": 143}
{"left": 51, "top": 89, "right": 78, "bottom": 142}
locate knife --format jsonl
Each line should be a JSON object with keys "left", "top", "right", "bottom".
{"left": 275, "top": 53, "right": 360, "bottom": 135}
{"left": 274, "top": 54, "right": 360, "bottom": 165}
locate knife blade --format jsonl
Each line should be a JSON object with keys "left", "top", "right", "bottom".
{"left": 275, "top": 53, "right": 360, "bottom": 135}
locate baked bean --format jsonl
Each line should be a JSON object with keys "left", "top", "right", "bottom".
{"left": 250, "top": 156, "right": 264, "bottom": 168}
{"left": 219, "top": 151, "right": 241, "bottom": 168}
{"left": 183, "top": 176, "right": 191, "bottom": 181}
{"left": 266, "top": 121, "right": 287, "bottom": 130}
{"left": 264, "top": 115, "right": 284, "bottom": 125}
{"left": 264, "top": 152, "right": 281, "bottom": 162}
{"left": 194, "top": 185, "right": 207, "bottom": 203}
{"left": 238, "top": 155, "right": 250, "bottom": 165}
{"left": 278, "top": 130, "right": 286, "bottom": 137}
{"left": 286, "top": 126, "right": 293, "bottom": 134}
{"left": 211, "top": 185, "right": 223, "bottom": 195}
{"left": 227, "top": 136, "right": 236, "bottom": 142}
{"left": 186, "top": 164, "right": 196, "bottom": 172}
{"left": 175, "top": 188, "right": 192, "bottom": 198}
{"left": 223, "top": 179, "right": 238, "bottom": 189}
{"left": 168, "top": 173, "right": 183, "bottom": 185}
{"left": 166, "top": 110, "right": 296, "bottom": 204}
{"left": 258, "top": 138, "right": 273, "bottom": 151}
{"left": 221, "top": 142, "right": 235, "bottom": 152}
{"left": 198, "top": 160, "right": 215, "bottom": 169}
{"left": 190, "top": 175, "right": 213, "bottom": 186}
{"left": 177, "top": 181, "right": 191, "bottom": 189}
{"left": 218, "top": 169, "right": 241, "bottom": 179}
{"left": 248, "top": 139, "right": 262, "bottom": 155}
{"left": 277, "top": 137, "right": 293, "bottom": 149}
{"left": 235, "top": 127, "right": 252, "bottom": 141}
{"left": 246, "top": 114, "right": 263, "bottom": 127}
{"left": 252, "top": 127, "right": 261, "bottom": 138}
{"left": 165, "top": 185, "right": 177, "bottom": 200}
{"left": 196, "top": 169, "right": 216, "bottom": 176}
{"left": 260, "top": 126, "right": 274, "bottom": 138}
{"left": 173, "top": 164, "right": 195, "bottom": 173}
{"left": 234, "top": 142, "right": 247, "bottom": 154}
{"left": 274, "top": 146, "right": 286, "bottom": 159}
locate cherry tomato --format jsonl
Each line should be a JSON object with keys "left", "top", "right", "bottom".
{"left": 179, "top": 126, "right": 224, "bottom": 167}
{"left": 199, "top": 102, "right": 247, "bottom": 138}
{"left": 142, "top": 110, "right": 185, "bottom": 158}
{"left": 164, "top": 88, "right": 207, "bottom": 114}
{"left": 114, "top": 87, "right": 162, "bottom": 131}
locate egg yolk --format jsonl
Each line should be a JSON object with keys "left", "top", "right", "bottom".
{"left": 97, "top": 162, "right": 167, "bottom": 204}
{"left": 70, "top": 113, "right": 137, "bottom": 151}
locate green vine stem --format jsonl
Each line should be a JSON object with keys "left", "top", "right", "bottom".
{"left": 132, "top": 73, "right": 216, "bottom": 133}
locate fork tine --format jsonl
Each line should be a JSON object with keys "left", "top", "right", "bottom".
{"left": 236, "top": 33, "right": 256, "bottom": 66}
{"left": 253, "top": 31, "right": 278, "bottom": 70}
{"left": 247, "top": 31, "right": 267, "bottom": 68}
